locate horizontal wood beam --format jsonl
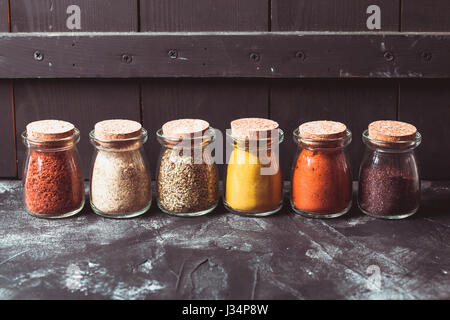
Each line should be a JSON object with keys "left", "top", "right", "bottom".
{"left": 0, "top": 32, "right": 449, "bottom": 78}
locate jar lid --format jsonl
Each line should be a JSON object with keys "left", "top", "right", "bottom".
{"left": 26, "top": 120, "right": 75, "bottom": 141}
{"left": 162, "top": 119, "right": 210, "bottom": 139}
{"left": 299, "top": 120, "right": 347, "bottom": 140}
{"left": 231, "top": 118, "right": 279, "bottom": 140}
{"left": 94, "top": 119, "right": 142, "bottom": 140}
{"left": 368, "top": 120, "right": 417, "bottom": 142}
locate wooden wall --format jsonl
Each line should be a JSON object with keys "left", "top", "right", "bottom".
{"left": 10, "top": 0, "right": 140, "bottom": 179}
{"left": 0, "top": 0, "right": 14, "bottom": 178}
{"left": 272, "top": 0, "right": 400, "bottom": 31}
{"left": 1, "top": 0, "right": 449, "bottom": 180}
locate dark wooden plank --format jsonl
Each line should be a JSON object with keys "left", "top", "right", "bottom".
{"left": 272, "top": 0, "right": 400, "bottom": 31}
{"left": 10, "top": 0, "right": 140, "bottom": 180}
{"left": 14, "top": 80, "right": 140, "bottom": 179}
{"left": 0, "top": 0, "right": 8, "bottom": 31}
{"left": 140, "top": 0, "right": 268, "bottom": 31}
{"left": 402, "top": 0, "right": 450, "bottom": 32}
{"left": 1, "top": 33, "right": 449, "bottom": 79}
{"left": 271, "top": 79, "right": 398, "bottom": 180}
{"left": 10, "top": 0, "right": 137, "bottom": 32}
{"left": 141, "top": 1, "right": 269, "bottom": 179}
{"left": 0, "top": 81, "right": 15, "bottom": 177}
{"left": 1, "top": 179, "right": 450, "bottom": 299}
{"left": 0, "top": 3, "right": 13, "bottom": 177}
{"left": 398, "top": 80, "right": 450, "bottom": 180}
{"left": 141, "top": 79, "right": 269, "bottom": 176}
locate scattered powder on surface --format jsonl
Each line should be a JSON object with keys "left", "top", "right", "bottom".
{"left": 112, "top": 280, "right": 165, "bottom": 300}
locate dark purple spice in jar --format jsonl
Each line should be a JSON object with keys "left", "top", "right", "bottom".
{"left": 358, "top": 159, "right": 420, "bottom": 216}
{"left": 358, "top": 120, "right": 421, "bottom": 219}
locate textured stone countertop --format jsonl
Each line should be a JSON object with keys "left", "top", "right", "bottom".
{"left": 0, "top": 180, "right": 449, "bottom": 300}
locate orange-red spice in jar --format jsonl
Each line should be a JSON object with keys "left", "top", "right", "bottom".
{"left": 22, "top": 120, "right": 84, "bottom": 218}
{"left": 291, "top": 121, "right": 352, "bottom": 218}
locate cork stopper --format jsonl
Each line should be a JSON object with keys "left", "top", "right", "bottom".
{"left": 231, "top": 118, "right": 279, "bottom": 140}
{"left": 299, "top": 121, "right": 347, "bottom": 140}
{"left": 26, "top": 120, "right": 75, "bottom": 141}
{"left": 94, "top": 119, "right": 142, "bottom": 141}
{"left": 368, "top": 120, "right": 417, "bottom": 142}
{"left": 162, "top": 119, "right": 210, "bottom": 139}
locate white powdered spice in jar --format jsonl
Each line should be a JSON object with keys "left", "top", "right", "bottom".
{"left": 89, "top": 119, "right": 151, "bottom": 218}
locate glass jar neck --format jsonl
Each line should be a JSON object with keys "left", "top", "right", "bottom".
{"left": 362, "top": 130, "right": 421, "bottom": 153}
{"left": 22, "top": 128, "right": 80, "bottom": 151}
{"left": 89, "top": 128, "right": 148, "bottom": 152}
{"left": 228, "top": 128, "right": 284, "bottom": 151}
{"left": 293, "top": 128, "right": 352, "bottom": 151}
{"left": 157, "top": 127, "right": 216, "bottom": 150}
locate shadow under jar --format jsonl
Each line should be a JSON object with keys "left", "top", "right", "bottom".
{"left": 291, "top": 121, "right": 352, "bottom": 219}
{"left": 224, "top": 118, "right": 284, "bottom": 217}
{"left": 156, "top": 119, "right": 219, "bottom": 217}
{"left": 22, "top": 120, "right": 84, "bottom": 219}
{"left": 358, "top": 120, "right": 422, "bottom": 219}
{"left": 89, "top": 119, "right": 151, "bottom": 219}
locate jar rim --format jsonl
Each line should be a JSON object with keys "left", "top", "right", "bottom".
{"left": 293, "top": 128, "right": 352, "bottom": 149}
{"left": 226, "top": 128, "right": 284, "bottom": 144}
{"left": 22, "top": 128, "right": 81, "bottom": 149}
{"left": 157, "top": 127, "right": 216, "bottom": 145}
{"left": 362, "top": 129, "right": 421, "bottom": 149}
{"left": 90, "top": 127, "right": 148, "bottom": 143}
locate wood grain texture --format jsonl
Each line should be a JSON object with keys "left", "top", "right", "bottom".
{"left": 14, "top": 80, "right": 140, "bottom": 179}
{"left": 270, "top": 79, "right": 398, "bottom": 180}
{"left": 272, "top": 0, "right": 400, "bottom": 31}
{"left": 141, "top": 79, "right": 269, "bottom": 176}
{"left": 402, "top": 0, "right": 450, "bottom": 31}
{"left": 10, "top": 0, "right": 141, "bottom": 180}
{"left": 0, "top": 3, "right": 13, "bottom": 177}
{"left": 140, "top": 0, "right": 268, "bottom": 31}
{"left": 398, "top": 80, "right": 450, "bottom": 180}
{"left": 10, "top": 0, "right": 137, "bottom": 32}
{"left": 141, "top": 2, "right": 269, "bottom": 177}
{"left": 0, "top": 33, "right": 449, "bottom": 79}
{"left": 0, "top": 81, "right": 15, "bottom": 177}
{"left": 0, "top": 0, "right": 8, "bottom": 31}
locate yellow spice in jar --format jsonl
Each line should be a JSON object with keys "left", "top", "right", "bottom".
{"left": 225, "top": 147, "right": 282, "bottom": 213}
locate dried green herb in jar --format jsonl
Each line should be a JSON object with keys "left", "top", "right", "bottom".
{"left": 156, "top": 119, "right": 219, "bottom": 216}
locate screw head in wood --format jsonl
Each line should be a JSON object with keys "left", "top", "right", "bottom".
{"left": 421, "top": 52, "right": 432, "bottom": 61}
{"left": 295, "top": 51, "right": 306, "bottom": 61}
{"left": 249, "top": 52, "right": 261, "bottom": 62}
{"left": 383, "top": 51, "right": 394, "bottom": 62}
{"left": 34, "top": 51, "right": 44, "bottom": 61}
{"left": 121, "top": 54, "right": 133, "bottom": 64}
{"left": 168, "top": 49, "right": 178, "bottom": 59}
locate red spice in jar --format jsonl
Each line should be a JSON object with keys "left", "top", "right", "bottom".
{"left": 291, "top": 121, "right": 352, "bottom": 215}
{"left": 23, "top": 120, "right": 84, "bottom": 216}
{"left": 292, "top": 149, "right": 352, "bottom": 214}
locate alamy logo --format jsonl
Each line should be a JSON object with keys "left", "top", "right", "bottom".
{"left": 66, "top": 5, "right": 81, "bottom": 30}
{"left": 366, "top": 5, "right": 381, "bottom": 30}
{"left": 65, "top": 264, "right": 83, "bottom": 290}
{"left": 366, "top": 265, "right": 382, "bottom": 291}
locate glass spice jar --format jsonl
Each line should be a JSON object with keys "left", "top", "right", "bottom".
{"left": 89, "top": 119, "right": 152, "bottom": 218}
{"left": 291, "top": 121, "right": 352, "bottom": 218}
{"left": 224, "top": 118, "right": 284, "bottom": 217}
{"left": 22, "top": 120, "right": 84, "bottom": 219}
{"left": 156, "top": 119, "right": 219, "bottom": 217}
{"left": 358, "top": 120, "right": 422, "bottom": 219}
